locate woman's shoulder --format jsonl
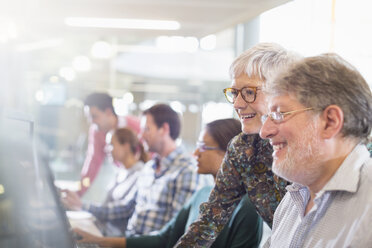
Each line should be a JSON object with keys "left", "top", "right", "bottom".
{"left": 227, "top": 133, "right": 272, "bottom": 162}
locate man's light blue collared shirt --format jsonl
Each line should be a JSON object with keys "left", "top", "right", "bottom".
{"left": 266, "top": 144, "right": 372, "bottom": 248}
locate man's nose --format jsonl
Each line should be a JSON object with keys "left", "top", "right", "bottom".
{"left": 259, "top": 117, "right": 277, "bottom": 139}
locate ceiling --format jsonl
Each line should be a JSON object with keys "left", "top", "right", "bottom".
{"left": 1, "top": 0, "right": 294, "bottom": 144}
{"left": 1, "top": 0, "right": 292, "bottom": 108}
{"left": 2, "top": 0, "right": 290, "bottom": 44}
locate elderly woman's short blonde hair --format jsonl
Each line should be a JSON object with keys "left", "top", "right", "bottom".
{"left": 229, "top": 43, "right": 301, "bottom": 83}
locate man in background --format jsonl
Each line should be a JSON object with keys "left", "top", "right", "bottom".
{"left": 125, "top": 103, "right": 209, "bottom": 235}
{"left": 79, "top": 92, "right": 140, "bottom": 195}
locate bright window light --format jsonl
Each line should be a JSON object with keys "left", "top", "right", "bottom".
{"left": 200, "top": 35, "right": 217, "bottom": 51}
{"left": 170, "top": 101, "right": 185, "bottom": 114}
{"left": 0, "top": 20, "right": 17, "bottom": 43}
{"left": 65, "top": 17, "right": 180, "bottom": 30}
{"left": 202, "top": 102, "right": 234, "bottom": 125}
{"left": 139, "top": 100, "right": 156, "bottom": 111}
{"left": 129, "top": 102, "right": 137, "bottom": 112}
{"left": 259, "top": 0, "right": 372, "bottom": 87}
{"left": 59, "top": 67, "right": 76, "bottom": 81}
{"left": 72, "top": 56, "right": 91, "bottom": 72}
{"left": 35, "top": 90, "right": 45, "bottom": 103}
{"left": 188, "top": 104, "right": 199, "bottom": 113}
{"left": 91, "top": 41, "right": 113, "bottom": 59}
{"left": 184, "top": 37, "right": 199, "bottom": 53}
{"left": 155, "top": 36, "right": 172, "bottom": 50}
{"left": 155, "top": 36, "right": 199, "bottom": 52}
{"left": 49, "top": 76, "right": 59, "bottom": 83}
{"left": 17, "top": 39, "right": 63, "bottom": 52}
{"left": 113, "top": 98, "right": 129, "bottom": 116}
{"left": 123, "top": 92, "right": 134, "bottom": 104}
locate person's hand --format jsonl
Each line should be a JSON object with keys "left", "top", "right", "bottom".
{"left": 72, "top": 228, "right": 101, "bottom": 244}
{"left": 60, "top": 189, "right": 83, "bottom": 211}
{"left": 73, "top": 228, "right": 123, "bottom": 248}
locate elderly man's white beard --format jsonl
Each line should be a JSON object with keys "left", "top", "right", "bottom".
{"left": 273, "top": 119, "right": 324, "bottom": 186}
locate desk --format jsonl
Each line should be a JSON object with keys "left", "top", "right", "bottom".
{"left": 67, "top": 211, "right": 103, "bottom": 237}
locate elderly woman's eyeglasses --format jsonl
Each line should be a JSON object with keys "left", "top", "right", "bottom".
{"left": 261, "top": 108, "right": 313, "bottom": 124}
{"left": 223, "top": 87, "right": 260, "bottom": 104}
{"left": 196, "top": 142, "right": 221, "bottom": 152}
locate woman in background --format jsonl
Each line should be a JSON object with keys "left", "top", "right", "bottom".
{"left": 62, "top": 127, "right": 147, "bottom": 236}
{"left": 74, "top": 118, "right": 263, "bottom": 248}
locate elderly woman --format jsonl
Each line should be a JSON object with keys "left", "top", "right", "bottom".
{"left": 175, "top": 43, "right": 300, "bottom": 247}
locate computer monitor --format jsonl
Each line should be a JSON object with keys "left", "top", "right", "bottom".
{"left": 0, "top": 110, "right": 77, "bottom": 248}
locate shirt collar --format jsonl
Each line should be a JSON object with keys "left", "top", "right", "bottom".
{"left": 286, "top": 183, "right": 305, "bottom": 192}
{"left": 321, "top": 144, "right": 370, "bottom": 193}
{"left": 152, "top": 146, "right": 184, "bottom": 172}
{"left": 127, "top": 161, "right": 144, "bottom": 172}
{"left": 117, "top": 161, "right": 144, "bottom": 180}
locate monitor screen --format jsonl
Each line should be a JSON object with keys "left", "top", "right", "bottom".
{"left": 0, "top": 111, "right": 76, "bottom": 248}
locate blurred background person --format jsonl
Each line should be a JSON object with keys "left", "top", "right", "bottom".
{"left": 62, "top": 127, "right": 147, "bottom": 236}
{"left": 73, "top": 118, "right": 263, "bottom": 248}
{"left": 79, "top": 92, "right": 141, "bottom": 196}
{"left": 124, "top": 103, "right": 210, "bottom": 236}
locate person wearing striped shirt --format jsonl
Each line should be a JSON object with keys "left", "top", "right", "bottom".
{"left": 125, "top": 103, "right": 210, "bottom": 236}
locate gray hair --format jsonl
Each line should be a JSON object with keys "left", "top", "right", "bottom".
{"left": 269, "top": 53, "right": 372, "bottom": 143}
{"left": 229, "top": 42, "right": 301, "bottom": 82}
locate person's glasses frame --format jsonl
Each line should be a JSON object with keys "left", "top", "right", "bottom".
{"left": 261, "top": 107, "right": 314, "bottom": 124}
{"left": 196, "top": 142, "right": 221, "bottom": 152}
{"left": 223, "top": 86, "right": 261, "bottom": 104}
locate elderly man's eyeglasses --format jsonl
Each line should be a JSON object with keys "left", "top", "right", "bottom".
{"left": 261, "top": 108, "right": 313, "bottom": 124}
{"left": 196, "top": 142, "right": 221, "bottom": 152}
{"left": 223, "top": 87, "right": 260, "bottom": 104}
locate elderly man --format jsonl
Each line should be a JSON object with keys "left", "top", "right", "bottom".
{"left": 260, "top": 53, "right": 372, "bottom": 247}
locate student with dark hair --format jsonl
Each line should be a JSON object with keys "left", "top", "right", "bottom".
{"left": 79, "top": 92, "right": 141, "bottom": 196}
{"left": 62, "top": 128, "right": 147, "bottom": 236}
{"left": 84, "top": 93, "right": 115, "bottom": 114}
{"left": 73, "top": 118, "right": 262, "bottom": 248}
{"left": 124, "top": 103, "right": 209, "bottom": 236}
{"left": 142, "top": 103, "right": 181, "bottom": 140}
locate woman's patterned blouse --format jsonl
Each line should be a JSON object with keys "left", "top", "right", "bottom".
{"left": 175, "top": 133, "right": 288, "bottom": 248}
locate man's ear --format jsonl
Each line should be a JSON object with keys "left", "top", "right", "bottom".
{"left": 160, "top": 122, "right": 170, "bottom": 136}
{"left": 320, "top": 105, "right": 344, "bottom": 139}
{"left": 104, "top": 108, "right": 115, "bottom": 116}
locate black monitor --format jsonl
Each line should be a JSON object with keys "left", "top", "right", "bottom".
{"left": 0, "top": 110, "right": 77, "bottom": 248}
